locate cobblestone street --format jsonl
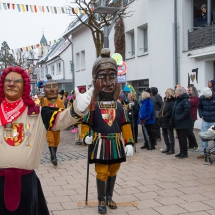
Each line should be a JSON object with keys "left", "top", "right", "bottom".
{"left": 36, "top": 127, "right": 215, "bottom": 215}
{"left": 41, "top": 128, "right": 88, "bottom": 164}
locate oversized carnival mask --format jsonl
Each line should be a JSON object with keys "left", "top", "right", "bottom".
{"left": 44, "top": 76, "right": 59, "bottom": 100}
{"left": 4, "top": 72, "right": 24, "bottom": 101}
{"left": 92, "top": 48, "right": 119, "bottom": 101}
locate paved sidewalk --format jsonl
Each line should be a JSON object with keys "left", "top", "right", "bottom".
{"left": 36, "top": 129, "right": 215, "bottom": 215}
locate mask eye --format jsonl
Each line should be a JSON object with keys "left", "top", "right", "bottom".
{"left": 97, "top": 74, "right": 105, "bottom": 79}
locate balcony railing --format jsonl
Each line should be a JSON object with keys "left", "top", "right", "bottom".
{"left": 188, "top": 22, "right": 215, "bottom": 50}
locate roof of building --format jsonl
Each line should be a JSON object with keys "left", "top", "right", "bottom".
{"left": 62, "top": 14, "right": 88, "bottom": 37}
{"left": 40, "top": 34, "right": 47, "bottom": 45}
{"left": 47, "top": 37, "right": 71, "bottom": 62}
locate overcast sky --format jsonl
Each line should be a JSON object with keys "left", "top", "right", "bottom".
{"left": 0, "top": 0, "right": 75, "bottom": 50}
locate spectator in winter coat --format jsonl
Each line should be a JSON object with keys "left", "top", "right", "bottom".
{"left": 187, "top": 86, "right": 199, "bottom": 151}
{"left": 121, "top": 85, "right": 130, "bottom": 105}
{"left": 127, "top": 93, "right": 140, "bottom": 143}
{"left": 138, "top": 92, "right": 156, "bottom": 150}
{"left": 208, "top": 79, "right": 215, "bottom": 93}
{"left": 151, "top": 87, "right": 163, "bottom": 141}
{"left": 197, "top": 87, "right": 215, "bottom": 159}
{"left": 173, "top": 87, "right": 192, "bottom": 159}
{"left": 160, "top": 88, "right": 175, "bottom": 155}
{"left": 144, "top": 87, "right": 157, "bottom": 147}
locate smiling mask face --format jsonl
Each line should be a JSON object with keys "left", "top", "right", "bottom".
{"left": 4, "top": 72, "right": 24, "bottom": 101}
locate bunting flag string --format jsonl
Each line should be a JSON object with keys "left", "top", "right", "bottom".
{"left": 7, "top": 38, "right": 61, "bottom": 54}
{"left": 0, "top": 2, "right": 87, "bottom": 15}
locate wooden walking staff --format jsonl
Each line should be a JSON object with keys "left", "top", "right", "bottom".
{"left": 85, "top": 97, "right": 95, "bottom": 205}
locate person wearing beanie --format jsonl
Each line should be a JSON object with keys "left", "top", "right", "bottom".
{"left": 121, "top": 85, "right": 131, "bottom": 107}
{"left": 0, "top": 67, "right": 93, "bottom": 214}
{"left": 81, "top": 48, "right": 134, "bottom": 214}
{"left": 208, "top": 79, "right": 215, "bottom": 92}
{"left": 198, "top": 87, "right": 215, "bottom": 159}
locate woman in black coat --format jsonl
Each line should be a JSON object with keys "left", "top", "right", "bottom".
{"left": 160, "top": 88, "right": 175, "bottom": 155}
{"left": 173, "top": 87, "right": 192, "bottom": 159}
{"left": 127, "top": 93, "right": 140, "bottom": 143}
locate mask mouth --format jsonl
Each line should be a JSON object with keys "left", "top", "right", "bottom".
{"left": 101, "top": 86, "right": 114, "bottom": 93}
{"left": 98, "top": 91, "right": 114, "bottom": 101}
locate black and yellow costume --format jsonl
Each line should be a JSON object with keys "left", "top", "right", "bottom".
{"left": 41, "top": 97, "right": 65, "bottom": 165}
{"left": 82, "top": 101, "right": 134, "bottom": 212}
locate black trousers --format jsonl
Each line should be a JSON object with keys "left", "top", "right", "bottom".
{"left": 0, "top": 171, "right": 49, "bottom": 215}
{"left": 162, "top": 128, "right": 175, "bottom": 150}
{"left": 145, "top": 124, "right": 156, "bottom": 148}
{"left": 130, "top": 124, "right": 138, "bottom": 143}
{"left": 176, "top": 129, "right": 189, "bottom": 154}
{"left": 142, "top": 125, "right": 150, "bottom": 146}
{"left": 187, "top": 120, "right": 198, "bottom": 148}
{"left": 155, "top": 118, "right": 161, "bottom": 139}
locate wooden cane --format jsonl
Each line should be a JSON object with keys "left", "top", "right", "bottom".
{"left": 85, "top": 97, "right": 95, "bottom": 206}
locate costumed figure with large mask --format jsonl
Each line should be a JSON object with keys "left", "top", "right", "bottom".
{"left": 40, "top": 74, "right": 65, "bottom": 166}
{"left": 0, "top": 67, "right": 93, "bottom": 214}
{"left": 81, "top": 49, "right": 134, "bottom": 214}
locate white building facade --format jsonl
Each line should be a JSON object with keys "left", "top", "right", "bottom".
{"left": 46, "top": 0, "right": 215, "bottom": 128}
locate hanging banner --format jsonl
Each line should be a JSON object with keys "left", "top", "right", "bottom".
{"left": 8, "top": 38, "right": 61, "bottom": 53}
{"left": 0, "top": 2, "right": 84, "bottom": 15}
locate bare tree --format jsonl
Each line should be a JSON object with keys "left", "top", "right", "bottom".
{"left": 114, "top": 17, "right": 125, "bottom": 60}
{"left": 68, "top": 0, "right": 132, "bottom": 57}
{"left": 14, "top": 50, "right": 36, "bottom": 69}
{"left": 0, "top": 41, "right": 16, "bottom": 68}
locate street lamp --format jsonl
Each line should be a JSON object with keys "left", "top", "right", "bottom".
{"left": 93, "top": 0, "right": 120, "bottom": 48}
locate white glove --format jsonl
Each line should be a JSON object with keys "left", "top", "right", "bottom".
{"left": 125, "top": 145, "right": 133, "bottom": 156}
{"left": 75, "top": 87, "right": 94, "bottom": 112}
{"left": 85, "top": 136, "right": 93, "bottom": 145}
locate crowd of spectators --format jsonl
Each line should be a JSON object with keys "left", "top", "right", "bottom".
{"left": 122, "top": 79, "right": 215, "bottom": 160}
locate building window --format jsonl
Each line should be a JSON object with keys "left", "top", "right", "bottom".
{"left": 137, "top": 25, "right": 148, "bottom": 56}
{"left": 76, "top": 52, "right": 80, "bottom": 71}
{"left": 57, "top": 62, "right": 61, "bottom": 74}
{"left": 128, "top": 79, "right": 149, "bottom": 97}
{"left": 126, "top": 30, "right": 135, "bottom": 59}
{"left": 123, "top": 0, "right": 134, "bottom": 6}
{"left": 51, "top": 65, "right": 55, "bottom": 75}
{"left": 193, "top": 0, "right": 215, "bottom": 27}
{"left": 81, "top": 50, "right": 85, "bottom": 70}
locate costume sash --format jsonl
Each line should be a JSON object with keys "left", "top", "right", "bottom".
{"left": 0, "top": 168, "right": 33, "bottom": 211}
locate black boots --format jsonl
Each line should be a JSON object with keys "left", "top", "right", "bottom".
{"left": 106, "top": 176, "right": 117, "bottom": 209}
{"left": 96, "top": 178, "right": 107, "bottom": 214}
{"left": 177, "top": 153, "right": 188, "bottom": 159}
{"left": 166, "top": 149, "right": 175, "bottom": 155}
{"left": 49, "top": 147, "right": 58, "bottom": 166}
{"left": 162, "top": 148, "right": 170, "bottom": 153}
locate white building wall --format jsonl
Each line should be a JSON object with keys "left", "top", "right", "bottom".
{"left": 110, "top": 0, "right": 175, "bottom": 97}
{"left": 179, "top": 0, "right": 215, "bottom": 128}
{"left": 61, "top": 47, "right": 73, "bottom": 80}
{"left": 72, "top": 26, "right": 97, "bottom": 88}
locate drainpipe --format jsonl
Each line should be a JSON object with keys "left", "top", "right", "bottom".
{"left": 65, "top": 35, "right": 75, "bottom": 89}
{"left": 60, "top": 58, "right": 65, "bottom": 80}
{"left": 207, "top": 0, "right": 211, "bottom": 25}
{"left": 174, "top": 0, "right": 179, "bottom": 85}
